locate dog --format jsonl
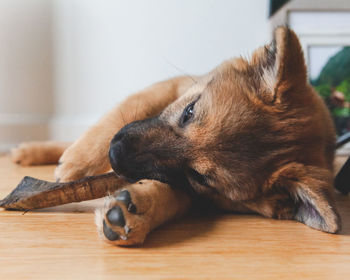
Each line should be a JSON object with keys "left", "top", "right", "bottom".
{"left": 12, "top": 27, "right": 341, "bottom": 246}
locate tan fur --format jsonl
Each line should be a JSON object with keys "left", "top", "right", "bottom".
{"left": 12, "top": 27, "right": 341, "bottom": 245}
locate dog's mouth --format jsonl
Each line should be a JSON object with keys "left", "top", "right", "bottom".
{"left": 112, "top": 161, "right": 214, "bottom": 196}
{"left": 110, "top": 162, "right": 179, "bottom": 185}
{"left": 112, "top": 171, "right": 137, "bottom": 184}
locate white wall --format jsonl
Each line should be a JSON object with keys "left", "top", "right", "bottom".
{"left": 0, "top": 0, "right": 53, "bottom": 151}
{"left": 0, "top": 0, "right": 270, "bottom": 149}
{"left": 51, "top": 0, "right": 270, "bottom": 141}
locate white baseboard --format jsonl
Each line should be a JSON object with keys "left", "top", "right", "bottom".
{"left": 0, "top": 114, "right": 50, "bottom": 152}
{"left": 0, "top": 144, "right": 13, "bottom": 154}
{"left": 0, "top": 114, "right": 100, "bottom": 152}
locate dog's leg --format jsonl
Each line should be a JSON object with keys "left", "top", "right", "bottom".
{"left": 11, "top": 141, "right": 71, "bottom": 166}
{"left": 95, "top": 180, "right": 191, "bottom": 246}
{"left": 244, "top": 163, "right": 341, "bottom": 233}
{"left": 55, "top": 76, "right": 194, "bottom": 182}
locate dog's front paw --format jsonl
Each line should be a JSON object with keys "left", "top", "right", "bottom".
{"left": 95, "top": 186, "right": 153, "bottom": 246}
{"left": 54, "top": 143, "right": 110, "bottom": 182}
{"left": 54, "top": 157, "right": 87, "bottom": 182}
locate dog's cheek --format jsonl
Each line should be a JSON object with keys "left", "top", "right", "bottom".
{"left": 243, "top": 191, "right": 296, "bottom": 220}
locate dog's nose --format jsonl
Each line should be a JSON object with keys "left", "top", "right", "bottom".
{"left": 109, "top": 141, "right": 123, "bottom": 172}
{"left": 110, "top": 129, "right": 126, "bottom": 145}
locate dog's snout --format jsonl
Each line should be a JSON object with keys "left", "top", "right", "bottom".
{"left": 109, "top": 141, "right": 123, "bottom": 172}
{"left": 108, "top": 117, "right": 179, "bottom": 182}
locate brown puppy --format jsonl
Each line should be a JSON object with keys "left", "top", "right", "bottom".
{"left": 12, "top": 27, "right": 341, "bottom": 246}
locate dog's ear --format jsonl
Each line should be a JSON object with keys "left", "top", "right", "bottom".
{"left": 291, "top": 181, "right": 341, "bottom": 233}
{"left": 251, "top": 166, "right": 341, "bottom": 233}
{"left": 286, "top": 166, "right": 341, "bottom": 234}
{"left": 251, "top": 26, "right": 307, "bottom": 104}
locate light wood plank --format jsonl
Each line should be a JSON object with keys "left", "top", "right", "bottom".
{"left": 0, "top": 155, "right": 350, "bottom": 279}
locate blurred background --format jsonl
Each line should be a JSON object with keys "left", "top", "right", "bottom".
{"left": 0, "top": 0, "right": 349, "bottom": 153}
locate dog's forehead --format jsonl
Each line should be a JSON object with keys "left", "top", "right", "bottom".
{"left": 184, "top": 75, "right": 213, "bottom": 97}
{"left": 160, "top": 75, "right": 213, "bottom": 123}
{"left": 159, "top": 58, "right": 255, "bottom": 126}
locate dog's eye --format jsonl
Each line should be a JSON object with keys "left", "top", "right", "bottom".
{"left": 180, "top": 102, "right": 195, "bottom": 126}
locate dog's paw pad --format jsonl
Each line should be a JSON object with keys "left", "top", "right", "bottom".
{"left": 116, "top": 190, "right": 137, "bottom": 213}
{"left": 103, "top": 220, "right": 120, "bottom": 241}
{"left": 96, "top": 188, "right": 150, "bottom": 246}
{"left": 106, "top": 206, "right": 125, "bottom": 227}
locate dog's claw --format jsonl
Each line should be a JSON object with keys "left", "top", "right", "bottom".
{"left": 120, "top": 235, "right": 128, "bottom": 240}
{"left": 124, "top": 225, "right": 131, "bottom": 235}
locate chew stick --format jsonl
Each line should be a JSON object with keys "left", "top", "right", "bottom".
{"left": 0, "top": 172, "right": 127, "bottom": 210}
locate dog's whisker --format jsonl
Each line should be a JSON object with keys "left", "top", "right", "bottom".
{"left": 119, "top": 109, "right": 127, "bottom": 126}
{"left": 163, "top": 58, "right": 197, "bottom": 83}
{"left": 134, "top": 98, "right": 139, "bottom": 121}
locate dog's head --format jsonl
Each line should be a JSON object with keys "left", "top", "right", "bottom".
{"left": 109, "top": 27, "right": 340, "bottom": 233}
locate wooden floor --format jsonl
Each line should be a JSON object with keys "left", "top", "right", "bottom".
{"left": 1, "top": 156, "right": 350, "bottom": 279}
